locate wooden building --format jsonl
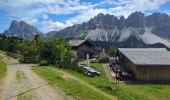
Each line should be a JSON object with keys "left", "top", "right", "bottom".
{"left": 118, "top": 48, "right": 170, "bottom": 81}
{"left": 69, "top": 40, "right": 102, "bottom": 59}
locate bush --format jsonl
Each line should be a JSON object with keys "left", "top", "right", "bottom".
{"left": 7, "top": 52, "right": 20, "bottom": 59}
{"left": 19, "top": 56, "right": 40, "bottom": 64}
{"left": 99, "top": 57, "right": 109, "bottom": 63}
{"left": 39, "top": 60, "right": 49, "bottom": 66}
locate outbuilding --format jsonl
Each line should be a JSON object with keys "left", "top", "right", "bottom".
{"left": 118, "top": 48, "right": 170, "bottom": 81}
{"left": 68, "top": 39, "right": 102, "bottom": 59}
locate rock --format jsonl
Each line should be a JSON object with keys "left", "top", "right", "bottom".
{"left": 3, "top": 20, "right": 43, "bottom": 40}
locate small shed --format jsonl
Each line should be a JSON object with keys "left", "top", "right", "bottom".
{"left": 118, "top": 48, "right": 170, "bottom": 81}
{"left": 69, "top": 39, "right": 93, "bottom": 59}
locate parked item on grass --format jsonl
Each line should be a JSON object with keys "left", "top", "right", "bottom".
{"left": 79, "top": 64, "right": 101, "bottom": 77}
{"left": 90, "top": 58, "right": 99, "bottom": 63}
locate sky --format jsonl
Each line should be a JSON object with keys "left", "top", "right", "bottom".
{"left": 0, "top": 0, "right": 170, "bottom": 33}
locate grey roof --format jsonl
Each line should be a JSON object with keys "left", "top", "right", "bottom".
{"left": 118, "top": 48, "right": 170, "bottom": 65}
{"left": 68, "top": 40, "right": 88, "bottom": 47}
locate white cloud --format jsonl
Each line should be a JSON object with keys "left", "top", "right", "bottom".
{"left": 0, "top": 0, "right": 64, "bottom": 8}
{"left": 41, "top": 0, "right": 169, "bottom": 32}
{"left": 163, "top": 10, "right": 170, "bottom": 15}
{"left": 0, "top": 0, "right": 93, "bottom": 16}
{"left": 0, "top": 0, "right": 169, "bottom": 33}
{"left": 21, "top": 17, "right": 38, "bottom": 25}
{"left": 42, "top": 14, "right": 48, "bottom": 20}
{"left": 43, "top": 20, "right": 65, "bottom": 32}
{"left": 41, "top": 8, "right": 113, "bottom": 32}
{"left": 67, "top": 8, "right": 113, "bottom": 24}
{"left": 109, "top": 0, "right": 168, "bottom": 18}
{"left": 41, "top": 15, "right": 73, "bottom": 32}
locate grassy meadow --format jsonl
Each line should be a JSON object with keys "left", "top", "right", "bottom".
{"left": 32, "top": 63, "right": 170, "bottom": 100}
{"left": 32, "top": 66, "right": 112, "bottom": 100}
{"left": 0, "top": 54, "right": 7, "bottom": 80}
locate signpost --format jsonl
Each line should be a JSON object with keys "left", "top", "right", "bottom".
{"left": 86, "top": 53, "right": 90, "bottom": 67}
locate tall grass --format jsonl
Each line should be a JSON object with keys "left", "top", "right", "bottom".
{"left": 0, "top": 55, "right": 7, "bottom": 80}
{"left": 32, "top": 67, "right": 111, "bottom": 100}
{"left": 49, "top": 63, "right": 170, "bottom": 100}
{"left": 33, "top": 63, "right": 170, "bottom": 100}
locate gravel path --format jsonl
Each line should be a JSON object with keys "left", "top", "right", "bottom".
{"left": 1, "top": 55, "right": 65, "bottom": 100}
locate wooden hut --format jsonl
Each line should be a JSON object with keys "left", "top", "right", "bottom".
{"left": 69, "top": 39, "right": 102, "bottom": 59}
{"left": 118, "top": 48, "right": 170, "bottom": 81}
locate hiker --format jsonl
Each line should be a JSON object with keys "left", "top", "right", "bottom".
{"left": 115, "top": 68, "right": 119, "bottom": 83}
{"left": 115, "top": 72, "right": 120, "bottom": 83}
{"left": 118, "top": 68, "right": 122, "bottom": 81}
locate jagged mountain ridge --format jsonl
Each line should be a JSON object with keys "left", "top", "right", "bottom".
{"left": 47, "top": 12, "right": 170, "bottom": 48}
{"left": 3, "top": 20, "right": 43, "bottom": 40}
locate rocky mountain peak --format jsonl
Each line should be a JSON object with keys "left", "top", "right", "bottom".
{"left": 87, "top": 13, "right": 119, "bottom": 30}
{"left": 119, "top": 16, "right": 126, "bottom": 29}
{"left": 145, "top": 12, "right": 170, "bottom": 28}
{"left": 3, "top": 20, "right": 43, "bottom": 40}
{"left": 47, "top": 12, "right": 170, "bottom": 48}
{"left": 9, "top": 20, "right": 19, "bottom": 30}
{"left": 125, "top": 11, "right": 145, "bottom": 28}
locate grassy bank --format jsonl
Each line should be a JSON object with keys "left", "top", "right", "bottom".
{"left": 62, "top": 63, "right": 132, "bottom": 99}
{"left": 0, "top": 55, "right": 7, "bottom": 80}
{"left": 61, "top": 63, "right": 116, "bottom": 94}
{"left": 33, "top": 63, "right": 170, "bottom": 100}
{"left": 67, "top": 63, "right": 170, "bottom": 100}
{"left": 32, "top": 66, "right": 111, "bottom": 100}
{"left": 116, "top": 83, "right": 170, "bottom": 100}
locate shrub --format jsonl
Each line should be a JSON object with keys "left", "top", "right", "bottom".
{"left": 39, "top": 60, "right": 49, "bottom": 66}
{"left": 99, "top": 57, "right": 109, "bottom": 63}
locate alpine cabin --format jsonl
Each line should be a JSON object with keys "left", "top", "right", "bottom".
{"left": 118, "top": 48, "right": 170, "bottom": 81}
{"left": 69, "top": 39, "right": 102, "bottom": 59}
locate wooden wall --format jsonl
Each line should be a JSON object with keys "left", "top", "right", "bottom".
{"left": 123, "top": 55, "right": 170, "bottom": 81}
{"left": 124, "top": 56, "right": 137, "bottom": 79}
{"left": 136, "top": 65, "right": 170, "bottom": 81}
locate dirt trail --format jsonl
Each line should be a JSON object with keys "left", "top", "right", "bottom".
{"left": 103, "top": 64, "right": 114, "bottom": 83}
{"left": 0, "top": 54, "right": 65, "bottom": 100}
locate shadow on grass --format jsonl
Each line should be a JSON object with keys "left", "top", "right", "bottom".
{"left": 123, "top": 80, "right": 170, "bottom": 85}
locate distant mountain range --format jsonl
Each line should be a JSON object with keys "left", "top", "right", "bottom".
{"left": 2, "top": 12, "right": 170, "bottom": 48}
{"left": 3, "top": 20, "right": 43, "bottom": 40}
{"left": 47, "top": 12, "right": 170, "bottom": 48}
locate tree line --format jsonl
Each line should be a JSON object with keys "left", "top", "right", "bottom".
{"left": 0, "top": 35, "right": 75, "bottom": 68}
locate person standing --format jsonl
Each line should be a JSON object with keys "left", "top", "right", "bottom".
{"left": 118, "top": 68, "right": 122, "bottom": 81}
{"left": 115, "top": 72, "right": 120, "bottom": 83}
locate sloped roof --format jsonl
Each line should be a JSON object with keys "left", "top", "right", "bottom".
{"left": 118, "top": 48, "right": 170, "bottom": 65}
{"left": 69, "top": 39, "right": 92, "bottom": 47}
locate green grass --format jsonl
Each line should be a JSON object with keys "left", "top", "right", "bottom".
{"left": 65, "top": 63, "right": 129, "bottom": 100}
{"left": 32, "top": 62, "right": 170, "bottom": 100}
{"left": 0, "top": 55, "right": 7, "bottom": 80}
{"left": 32, "top": 66, "right": 111, "bottom": 100}
{"left": 17, "top": 93, "right": 32, "bottom": 100}
{"left": 47, "top": 63, "right": 170, "bottom": 100}
{"left": 16, "top": 70, "right": 27, "bottom": 83}
{"left": 0, "top": 50, "right": 6, "bottom": 55}
{"left": 62, "top": 63, "right": 115, "bottom": 93}
{"left": 7, "top": 52, "right": 20, "bottom": 59}
{"left": 116, "top": 83, "right": 170, "bottom": 100}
